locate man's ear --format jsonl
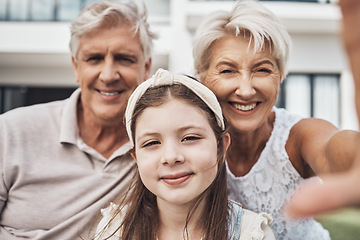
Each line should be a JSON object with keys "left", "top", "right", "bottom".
{"left": 71, "top": 57, "right": 79, "bottom": 83}
{"left": 144, "top": 58, "right": 152, "bottom": 80}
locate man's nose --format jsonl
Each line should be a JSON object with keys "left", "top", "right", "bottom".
{"left": 99, "top": 60, "right": 120, "bottom": 83}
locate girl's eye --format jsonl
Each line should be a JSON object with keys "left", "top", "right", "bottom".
{"left": 143, "top": 140, "right": 160, "bottom": 148}
{"left": 182, "top": 135, "right": 201, "bottom": 142}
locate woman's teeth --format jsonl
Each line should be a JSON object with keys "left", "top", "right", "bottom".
{"left": 232, "top": 103, "right": 257, "bottom": 111}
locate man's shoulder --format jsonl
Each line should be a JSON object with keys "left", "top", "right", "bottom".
{"left": 0, "top": 99, "right": 68, "bottom": 125}
{"left": 4, "top": 99, "right": 66, "bottom": 115}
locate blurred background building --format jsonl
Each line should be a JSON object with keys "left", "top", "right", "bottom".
{"left": 0, "top": 0, "right": 357, "bottom": 130}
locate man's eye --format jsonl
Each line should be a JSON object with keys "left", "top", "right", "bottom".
{"left": 86, "top": 56, "right": 102, "bottom": 63}
{"left": 115, "top": 56, "right": 136, "bottom": 64}
{"left": 122, "top": 58, "right": 135, "bottom": 63}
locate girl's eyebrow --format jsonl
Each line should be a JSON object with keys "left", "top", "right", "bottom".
{"left": 137, "top": 131, "right": 159, "bottom": 140}
{"left": 178, "top": 125, "right": 207, "bottom": 132}
{"left": 136, "top": 125, "right": 207, "bottom": 139}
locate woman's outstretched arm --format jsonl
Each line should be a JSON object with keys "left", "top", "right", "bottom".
{"left": 285, "top": 0, "right": 360, "bottom": 219}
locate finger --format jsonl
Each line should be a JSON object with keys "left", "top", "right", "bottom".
{"left": 284, "top": 174, "right": 358, "bottom": 219}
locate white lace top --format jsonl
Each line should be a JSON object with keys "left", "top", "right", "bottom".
{"left": 95, "top": 201, "right": 275, "bottom": 240}
{"left": 227, "top": 107, "right": 331, "bottom": 240}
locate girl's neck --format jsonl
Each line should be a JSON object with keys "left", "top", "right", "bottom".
{"left": 156, "top": 198, "right": 205, "bottom": 240}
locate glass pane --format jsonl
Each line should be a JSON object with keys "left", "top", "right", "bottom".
{"left": 313, "top": 75, "right": 340, "bottom": 127}
{"left": 259, "top": 0, "right": 318, "bottom": 2}
{"left": 0, "top": 0, "right": 7, "bottom": 20}
{"left": 0, "top": 87, "right": 3, "bottom": 113}
{"left": 144, "top": 0, "right": 169, "bottom": 17}
{"left": 57, "top": 0, "right": 81, "bottom": 21}
{"left": 9, "top": 0, "right": 29, "bottom": 21}
{"left": 285, "top": 74, "right": 311, "bottom": 118}
{"left": 0, "top": 86, "right": 77, "bottom": 113}
{"left": 24, "top": 87, "right": 76, "bottom": 106}
{"left": 3, "top": 87, "right": 27, "bottom": 113}
{"left": 83, "top": 0, "right": 101, "bottom": 7}
{"left": 193, "top": 0, "right": 323, "bottom": 2}
{"left": 31, "top": 0, "right": 55, "bottom": 21}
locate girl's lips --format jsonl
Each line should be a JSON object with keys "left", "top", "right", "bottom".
{"left": 161, "top": 173, "right": 193, "bottom": 185}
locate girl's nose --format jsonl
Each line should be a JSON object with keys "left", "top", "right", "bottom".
{"left": 160, "top": 143, "right": 185, "bottom": 165}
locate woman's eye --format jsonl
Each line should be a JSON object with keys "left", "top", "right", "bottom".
{"left": 220, "top": 69, "right": 233, "bottom": 74}
{"left": 256, "top": 68, "right": 272, "bottom": 74}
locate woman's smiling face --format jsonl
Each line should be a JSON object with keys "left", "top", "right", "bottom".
{"left": 201, "top": 35, "right": 281, "bottom": 132}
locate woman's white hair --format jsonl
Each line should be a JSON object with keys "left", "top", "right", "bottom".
{"left": 193, "top": 0, "right": 292, "bottom": 80}
{"left": 69, "top": 1, "right": 157, "bottom": 62}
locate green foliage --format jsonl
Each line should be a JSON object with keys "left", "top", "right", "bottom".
{"left": 316, "top": 208, "right": 360, "bottom": 240}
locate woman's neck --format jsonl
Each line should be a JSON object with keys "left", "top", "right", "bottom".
{"left": 226, "top": 113, "right": 275, "bottom": 177}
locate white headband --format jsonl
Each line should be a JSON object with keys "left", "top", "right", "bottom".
{"left": 125, "top": 68, "right": 225, "bottom": 145}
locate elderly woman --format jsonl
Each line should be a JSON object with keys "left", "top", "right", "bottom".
{"left": 193, "top": 1, "right": 359, "bottom": 239}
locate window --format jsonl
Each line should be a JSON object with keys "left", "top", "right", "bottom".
{"left": 191, "top": 0, "right": 337, "bottom": 3}
{"left": 0, "top": 0, "right": 169, "bottom": 21}
{"left": 276, "top": 73, "right": 340, "bottom": 127}
{"left": 0, "top": 86, "right": 77, "bottom": 114}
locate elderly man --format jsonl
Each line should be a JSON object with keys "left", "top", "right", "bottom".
{"left": 0, "top": 1, "right": 156, "bottom": 239}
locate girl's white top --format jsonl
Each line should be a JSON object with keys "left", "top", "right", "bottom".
{"left": 95, "top": 202, "right": 275, "bottom": 239}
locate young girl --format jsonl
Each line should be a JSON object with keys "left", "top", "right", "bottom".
{"left": 94, "top": 69, "right": 275, "bottom": 240}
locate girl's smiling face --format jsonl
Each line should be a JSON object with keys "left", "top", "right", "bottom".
{"left": 132, "top": 98, "right": 219, "bottom": 207}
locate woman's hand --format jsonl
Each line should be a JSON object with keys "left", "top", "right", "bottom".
{"left": 284, "top": 0, "right": 360, "bottom": 219}
{"left": 285, "top": 160, "right": 360, "bottom": 219}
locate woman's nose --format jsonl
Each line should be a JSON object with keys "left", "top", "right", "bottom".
{"left": 234, "top": 74, "right": 256, "bottom": 99}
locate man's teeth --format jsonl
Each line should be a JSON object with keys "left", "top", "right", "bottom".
{"left": 99, "top": 91, "right": 120, "bottom": 96}
{"left": 233, "top": 103, "right": 257, "bottom": 111}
